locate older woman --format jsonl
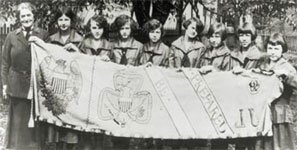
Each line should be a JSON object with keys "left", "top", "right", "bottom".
{"left": 1, "top": 2, "right": 49, "bottom": 150}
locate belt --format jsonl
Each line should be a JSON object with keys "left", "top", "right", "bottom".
{"left": 11, "top": 67, "right": 31, "bottom": 75}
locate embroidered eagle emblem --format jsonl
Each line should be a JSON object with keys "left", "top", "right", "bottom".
{"left": 98, "top": 70, "right": 152, "bottom": 127}
{"left": 39, "top": 56, "right": 82, "bottom": 116}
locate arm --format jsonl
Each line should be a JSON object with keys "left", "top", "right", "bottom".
{"left": 1, "top": 33, "right": 12, "bottom": 98}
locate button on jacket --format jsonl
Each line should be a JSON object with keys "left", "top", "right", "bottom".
{"left": 2, "top": 27, "right": 49, "bottom": 98}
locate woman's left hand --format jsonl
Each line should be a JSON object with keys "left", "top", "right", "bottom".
{"left": 63, "top": 43, "right": 80, "bottom": 52}
{"left": 99, "top": 55, "right": 110, "bottom": 62}
{"left": 199, "top": 65, "right": 215, "bottom": 74}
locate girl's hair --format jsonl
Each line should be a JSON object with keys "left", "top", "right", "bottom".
{"left": 237, "top": 22, "right": 257, "bottom": 40}
{"left": 16, "top": 2, "right": 36, "bottom": 19}
{"left": 208, "top": 22, "right": 227, "bottom": 40}
{"left": 265, "top": 32, "right": 288, "bottom": 53}
{"left": 54, "top": 6, "right": 76, "bottom": 24}
{"left": 182, "top": 17, "right": 204, "bottom": 34}
{"left": 142, "top": 19, "right": 164, "bottom": 37}
{"left": 85, "top": 15, "right": 109, "bottom": 39}
{"left": 111, "top": 14, "right": 138, "bottom": 36}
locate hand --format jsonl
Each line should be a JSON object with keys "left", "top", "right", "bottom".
{"left": 144, "top": 62, "right": 153, "bottom": 68}
{"left": 2, "top": 85, "right": 7, "bottom": 101}
{"left": 232, "top": 66, "right": 244, "bottom": 74}
{"left": 99, "top": 55, "right": 110, "bottom": 62}
{"left": 274, "top": 69, "right": 290, "bottom": 80}
{"left": 63, "top": 43, "right": 80, "bottom": 52}
{"left": 29, "top": 36, "right": 46, "bottom": 47}
{"left": 199, "top": 65, "right": 214, "bottom": 74}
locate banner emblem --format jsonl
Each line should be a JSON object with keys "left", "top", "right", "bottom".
{"left": 39, "top": 56, "right": 82, "bottom": 116}
{"left": 249, "top": 79, "right": 260, "bottom": 94}
{"left": 98, "top": 70, "right": 152, "bottom": 127}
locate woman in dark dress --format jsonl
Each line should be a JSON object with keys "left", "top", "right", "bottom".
{"left": 2, "top": 2, "right": 49, "bottom": 150}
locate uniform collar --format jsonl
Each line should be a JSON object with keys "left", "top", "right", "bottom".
{"left": 16, "top": 26, "right": 40, "bottom": 35}
{"left": 171, "top": 36, "right": 204, "bottom": 52}
{"left": 50, "top": 29, "right": 82, "bottom": 45}
{"left": 143, "top": 42, "right": 165, "bottom": 54}
{"left": 83, "top": 36, "right": 109, "bottom": 50}
{"left": 114, "top": 37, "right": 136, "bottom": 48}
{"left": 231, "top": 44, "right": 262, "bottom": 63}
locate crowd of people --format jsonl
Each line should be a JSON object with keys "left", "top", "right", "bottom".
{"left": 2, "top": 1, "right": 297, "bottom": 150}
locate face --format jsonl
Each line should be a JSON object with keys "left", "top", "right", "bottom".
{"left": 267, "top": 43, "right": 282, "bottom": 62}
{"left": 149, "top": 27, "right": 162, "bottom": 43}
{"left": 57, "top": 14, "right": 71, "bottom": 31}
{"left": 239, "top": 33, "right": 252, "bottom": 48}
{"left": 19, "top": 9, "right": 34, "bottom": 28}
{"left": 120, "top": 22, "right": 131, "bottom": 39}
{"left": 90, "top": 19, "right": 104, "bottom": 40}
{"left": 185, "top": 22, "right": 198, "bottom": 39}
{"left": 209, "top": 33, "right": 222, "bottom": 48}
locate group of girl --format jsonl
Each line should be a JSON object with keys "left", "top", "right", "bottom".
{"left": 3, "top": 2, "right": 297, "bottom": 150}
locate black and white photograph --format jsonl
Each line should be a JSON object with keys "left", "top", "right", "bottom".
{"left": 1, "top": 0, "right": 297, "bottom": 150}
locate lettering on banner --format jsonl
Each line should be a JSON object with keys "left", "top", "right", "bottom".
{"left": 235, "top": 108, "right": 259, "bottom": 128}
{"left": 183, "top": 69, "right": 234, "bottom": 135}
{"left": 98, "top": 70, "right": 152, "bottom": 127}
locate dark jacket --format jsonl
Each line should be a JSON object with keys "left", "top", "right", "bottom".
{"left": 169, "top": 36, "right": 206, "bottom": 68}
{"left": 139, "top": 42, "right": 170, "bottom": 67}
{"left": 79, "top": 36, "right": 112, "bottom": 57}
{"left": 2, "top": 27, "right": 49, "bottom": 98}
{"left": 47, "top": 29, "right": 83, "bottom": 49}
{"left": 198, "top": 44, "right": 231, "bottom": 71}
{"left": 228, "top": 44, "right": 262, "bottom": 70}
{"left": 111, "top": 38, "right": 143, "bottom": 66}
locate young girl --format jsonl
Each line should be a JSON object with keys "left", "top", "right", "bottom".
{"left": 199, "top": 22, "right": 231, "bottom": 71}
{"left": 169, "top": 17, "right": 206, "bottom": 68}
{"left": 110, "top": 14, "right": 143, "bottom": 66}
{"left": 79, "top": 14, "right": 112, "bottom": 59}
{"left": 229, "top": 22, "right": 262, "bottom": 70}
{"left": 47, "top": 7, "right": 83, "bottom": 52}
{"left": 255, "top": 32, "right": 296, "bottom": 150}
{"left": 46, "top": 6, "right": 83, "bottom": 149}
{"left": 139, "top": 19, "right": 170, "bottom": 67}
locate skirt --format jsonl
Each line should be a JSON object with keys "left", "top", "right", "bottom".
{"left": 5, "top": 97, "right": 40, "bottom": 150}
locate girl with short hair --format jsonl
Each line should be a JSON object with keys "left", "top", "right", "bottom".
{"left": 139, "top": 19, "right": 170, "bottom": 67}
{"left": 169, "top": 17, "right": 206, "bottom": 68}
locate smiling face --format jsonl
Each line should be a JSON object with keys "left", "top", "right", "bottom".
{"left": 57, "top": 14, "right": 71, "bottom": 31}
{"left": 149, "top": 27, "right": 162, "bottom": 43}
{"left": 239, "top": 33, "right": 252, "bottom": 48}
{"left": 185, "top": 22, "right": 198, "bottom": 39}
{"left": 90, "top": 19, "right": 104, "bottom": 40}
{"left": 267, "top": 43, "right": 283, "bottom": 62}
{"left": 120, "top": 22, "right": 131, "bottom": 39}
{"left": 209, "top": 33, "right": 222, "bottom": 48}
{"left": 19, "top": 9, "right": 34, "bottom": 28}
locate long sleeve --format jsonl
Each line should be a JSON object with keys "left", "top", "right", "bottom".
{"left": 285, "top": 73, "right": 297, "bottom": 90}
{"left": 1, "top": 33, "right": 12, "bottom": 86}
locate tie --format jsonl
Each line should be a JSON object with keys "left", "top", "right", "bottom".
{"left": 25, "top": 28, "right": 31, "bottom": 40}
{"left": 90, "top": 48, "right": 110, "bottom": 56}
{"left": 175, "top": 47, "right": 196, "bottom": 67}
{"left": 144, "top": 51, "right": 162, "bottom": 63}
{"left": 114, "top": 47, "right": 137, "bottom": 65}
{"left": 120, "top": 48, "right": 128, "bottom": 65}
